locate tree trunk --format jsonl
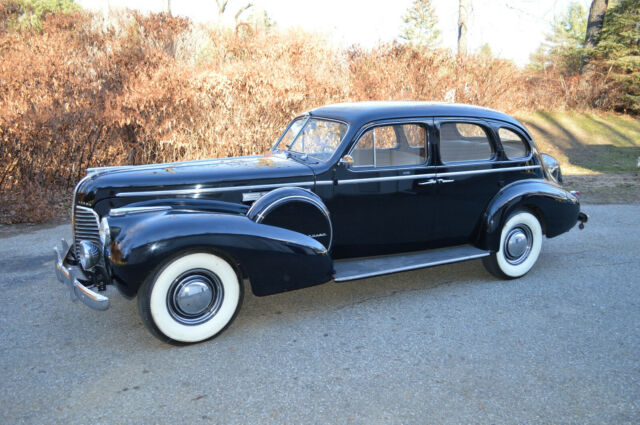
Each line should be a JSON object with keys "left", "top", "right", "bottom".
{"left": 162, "top": 0, "right": 171, "bottom": 15}
{"left": 580, "top": 0, "right": 608, "bottom": 73}
{"left": 457, "top": 0, "right": 470, "bottom": 56}
{"left": 253, "top": 4, "right": 265, "bottom": 34}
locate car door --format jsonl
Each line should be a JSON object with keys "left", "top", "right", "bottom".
{"left": 433, "top": 119, "right": 505, "bottom": 246}
{"left": 324, "top": 119, "right": 438, "bottom": 259}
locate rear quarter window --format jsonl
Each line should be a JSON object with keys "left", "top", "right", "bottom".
{"left": 498, "top": 128, "right": 529, "bottom": 159}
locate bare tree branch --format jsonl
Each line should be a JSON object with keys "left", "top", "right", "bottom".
{"left": 234, "top": 3, "right": 253, "bottom": 25}
{"left": 215, "top": 0, "right": 229, "bottom": 16}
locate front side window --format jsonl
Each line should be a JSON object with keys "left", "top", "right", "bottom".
{"left": 498, "top": 128, "right": 529, "bottom": 159}
{"left": 274, "top": 117, "right": 348, "bottom": 162}
{"left": 439, "top": 122, "right": 493, "bottom": 163}
{"left": 351, "top": 124, "right": 427, "bottom": 168}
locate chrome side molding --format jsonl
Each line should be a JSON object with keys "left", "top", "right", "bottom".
{"left": 115, "top": 181, "right": 315, "bottom": 198}
{"left": 337, "top": 165, "right": 540, "bottom": 186}
{"left": 112, "top": 165, "right": 541, "bottom": 198}
{"left": 109, "top": 206, "right": 172, "bottom": 217}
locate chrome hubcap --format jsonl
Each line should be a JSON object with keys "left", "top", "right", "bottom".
{"left": 176, "top": 280, "right": 213, "bottom": 316}
{"left": 167, "top": 269, "right": 224, "bottom": 325}
{"left": 504, "top": 225, "right": 533, "bottom": 265}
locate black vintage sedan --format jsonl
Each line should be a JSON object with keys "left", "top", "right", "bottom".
{"left": 54, "top": 101, "right": 587, "bottom": 344}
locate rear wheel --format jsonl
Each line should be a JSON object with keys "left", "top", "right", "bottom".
{"left": 138, "top": 252, "right": 243, "bottom": 345}
{"left": 482, "top": 211, "right": 543, "bottom": 279}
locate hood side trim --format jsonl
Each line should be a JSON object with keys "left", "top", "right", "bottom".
{"left": 87, "top": 155, "right": 264, "bottom": 175}
{"left": 115, "top": 181, "right": 316, "bottom": 198}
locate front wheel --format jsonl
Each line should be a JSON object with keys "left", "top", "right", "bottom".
{"left": 138, "top": 252, "right": 243, "bottom": 345}
{"left": 482, "top": 211, "right": 543, "bottom": 279}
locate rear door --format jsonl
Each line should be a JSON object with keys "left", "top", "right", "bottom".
{"left": 433, "top": 119, "right": 503, "bottom": 246}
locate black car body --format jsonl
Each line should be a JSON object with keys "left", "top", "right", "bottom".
{"left": 54, "top": 101, "right": 587, "bottom": 344}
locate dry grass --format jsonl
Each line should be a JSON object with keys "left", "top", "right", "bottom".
{"left": 0, "top": 7, "right": 628, "bottom": 223}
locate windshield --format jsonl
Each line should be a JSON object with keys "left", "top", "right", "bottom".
{"left": 274, "top": 117, "right": 348, "bottom": 162}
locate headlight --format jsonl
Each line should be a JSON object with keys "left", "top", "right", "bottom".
{"left": 79, "top": 240, "right": 100, "bottom": 270}
{"left": 99, "top": 216, "right": 111, "bottom": 247}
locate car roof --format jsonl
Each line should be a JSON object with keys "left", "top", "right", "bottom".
{"left": 305, "top": 101, "right": 529, "bottom": 136}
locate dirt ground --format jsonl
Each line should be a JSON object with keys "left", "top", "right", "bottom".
{"left": 564, "top": 172, "right": 640, "bottom": 204}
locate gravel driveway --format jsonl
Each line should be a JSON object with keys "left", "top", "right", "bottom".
{"left": 1, "top": 204, "right": 638, "bottom": 424}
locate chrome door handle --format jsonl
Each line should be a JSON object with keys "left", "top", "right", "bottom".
{"left": 437, "top": 178, "right": 455, "bottom": 183}
{"left": 418, "top": 179, "right": 437, "bottom": 186}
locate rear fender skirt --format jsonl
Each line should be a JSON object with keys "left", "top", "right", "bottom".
{"left": 247, "top": 187, "right": 333, "bottom": 250}
{"left": 107, "top": 211, "right": 333, "bottom": 297}
{"left": 477, "top": 179, "right": 580, "bottom": 252}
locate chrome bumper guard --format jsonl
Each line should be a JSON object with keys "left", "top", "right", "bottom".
{"left": 54, "top": 239, "right": 110, "bottom": 311}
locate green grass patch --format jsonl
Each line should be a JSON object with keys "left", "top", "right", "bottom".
{"left": 516, "top": 111, "right": 640, "bottom": 173}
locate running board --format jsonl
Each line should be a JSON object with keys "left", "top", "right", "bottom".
{"left": 332, "top": 245, "right": 489, "bottom": 282}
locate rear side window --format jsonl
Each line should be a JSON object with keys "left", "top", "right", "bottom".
{"left": 352, "top": 124, "right": 427, "bottom": 168}
{"left": 498, "top": 128, "right": 529, "bottom": 159}
{"left": 439, "top": 122, "right": 493, "bottom": 163}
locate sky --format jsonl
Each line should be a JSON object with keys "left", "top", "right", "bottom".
{"left": 78, "top": 0, "right": 592, "bottom": 66}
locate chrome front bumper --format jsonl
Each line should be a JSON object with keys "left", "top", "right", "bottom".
{"left": 54, "top": 239, "right": 110, "bottom": 311}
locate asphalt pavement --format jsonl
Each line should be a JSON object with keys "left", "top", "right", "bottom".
{"left": 0, "top": 204, "right": 639, "bottom": 424}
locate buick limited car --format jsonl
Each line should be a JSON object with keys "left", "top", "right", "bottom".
{"left": 54, "top": 102, "right": 588, "bottom": 344}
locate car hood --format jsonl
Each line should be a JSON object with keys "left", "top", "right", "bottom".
{"left": 75, "top": 154, "right": 315, "bottom": 209}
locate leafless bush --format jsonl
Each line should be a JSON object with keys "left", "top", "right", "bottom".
{"left": 0, "top": 7, "right": 614, "bottom": 223}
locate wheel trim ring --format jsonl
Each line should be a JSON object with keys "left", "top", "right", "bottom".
{"left": 166, "top": 269, "right": 225, "bottom": 326}
{"left": 504, "top": 225, "right": 533, "bottom": 265}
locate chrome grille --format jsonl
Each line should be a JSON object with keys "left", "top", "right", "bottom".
{"left": 73, "top": 205, "right": 100, "bottom": 256}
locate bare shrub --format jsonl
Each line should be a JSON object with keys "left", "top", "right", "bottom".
{"left": 0, "top": 8, "right": 619, "bottom": 223}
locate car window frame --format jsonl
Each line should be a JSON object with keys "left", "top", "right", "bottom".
{"left": 435, "top": 118, "right": 499, "bottom": 166}
{"left": 495, "top": 125, "right": 532, "bottom": 161}
{"left": 346, "top": 119, "right": 432, "bottom": 171}
{"left": 272, "top": 115, "right": 351, "bottom": 162}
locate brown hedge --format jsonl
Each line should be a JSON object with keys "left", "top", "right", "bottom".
{"left": 0, "top": 8, "right": 615, "bottom": 223}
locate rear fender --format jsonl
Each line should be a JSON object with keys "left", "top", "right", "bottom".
{"left": 477, "top": 179, "right": 580, "bottom": 252}
{"left": 107, "top": 210, "right": 333, "bottom": 297}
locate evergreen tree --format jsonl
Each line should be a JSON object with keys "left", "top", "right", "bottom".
{"left": 543, "top": 2, "right": 588, "bottom": 74}
{"left": 596, "top": 0, "right": 640, "bottom": 112}
{"left": 400, "top": 0, "right": 441, "bottom": 49}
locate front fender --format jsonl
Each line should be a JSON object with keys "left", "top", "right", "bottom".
{"left": 477, "top": 179, "right": 580, "bottom": 252}
{"left": 107, "top": 210, "right": 333, "bottom": 297}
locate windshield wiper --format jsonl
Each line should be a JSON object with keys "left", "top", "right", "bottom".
{"left": 286, "top": 150, "right": 306, "bottom": 160}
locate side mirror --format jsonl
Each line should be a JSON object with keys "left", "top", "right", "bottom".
{"left": 340, "top": 154, "right": 354, "bottom": 166}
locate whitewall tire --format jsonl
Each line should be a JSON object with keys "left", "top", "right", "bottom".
{"left": 138, "top": 252, "right": 243, "bottom": 344}
{"left": 482, "top": 211, "right": 543, "bottom": 279}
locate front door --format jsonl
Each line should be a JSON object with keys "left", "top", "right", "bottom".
{"left": 324, "top": 120, "right": 438, "bottom": 259}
